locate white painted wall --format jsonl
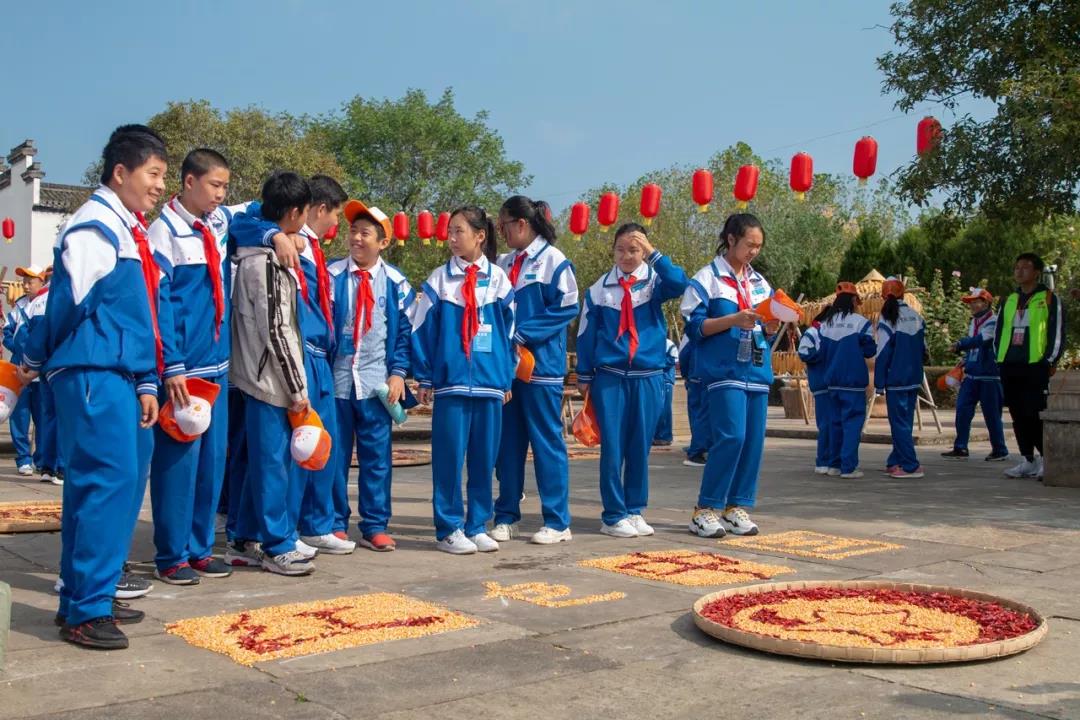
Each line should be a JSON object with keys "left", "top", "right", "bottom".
{"left": 0, "top": 141, "right": 76, "bottom": 279}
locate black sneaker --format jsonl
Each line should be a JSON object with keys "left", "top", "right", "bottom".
{"left": 154, "top": 564, "right": 200, "bottom": 585}
{"left": 652, "top": 439, "right": 673, "bottom": 447}
{"left": 683, "top": 454, "right": 707, "bottom": 468}
{"left": 941, "top": 448, "right": 969, "bottom": 459}
{"left": 116, "top": 566, "right": 154, "bottom": 599}
{"left": 985, "top": 451, "right": 1010, "bottom": 462}
{"left": 55, "top": 600, "right": 145, "bottom": 627}
{"left": 190, "top": 556, "right": 233, "bottom": 578}
{"left": 60, "top": 616, "right": 129, "bottom": 650}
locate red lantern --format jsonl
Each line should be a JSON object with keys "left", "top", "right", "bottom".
{"left": 853, "top": 136, "right": 878, "bottom": 184}
{"left": 597, "top": 192, "right": 619, "bottom": 233}
{"left": 917, "top": 116, "right": 942, "bottom": 156}
{"left": 733, "top": 165, "right": 760, "bottom": 209}
{"left": 393, "top": 212, "right": 410, "bottom": 246}
{"left": 435, "top": 212, "right": 450, "bottom": 246}
{"left": 2, "top": 217, "right": 13, "bottom": 243}
{"left": 639, "top": 183, "right": 662, "bottom": 225}
{"left": 789, "top": 152, "right": 813, "bottom": 201}
{"left": 692, "top": 169, "right": 714, "bottom": 212}
{"left": 569, "top": 202, "right": 590, "bottom": 241}
{"left": 417, "top": 211, "right": 435, "bottom": 246}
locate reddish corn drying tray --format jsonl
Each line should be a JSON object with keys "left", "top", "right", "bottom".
{"left": 0, "top": 500, "right": 62, "bottom": 533}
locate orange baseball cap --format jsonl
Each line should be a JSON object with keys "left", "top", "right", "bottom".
{"left": 835, "top": 281, "right": 859, "bottom": 297}
{"left": 881, "top": 277, "right": 906, "bottom": 300}
{"left": 961, "top": 287, "right": 994, "bottom": 304}
{"left": 343, "top": 199, "right": 392, "bottom": 240}
{"left": 15, "top": 265, "right": 46, "bottom": 280}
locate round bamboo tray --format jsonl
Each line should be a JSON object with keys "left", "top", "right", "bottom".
{"left": 692, "top": 580, "right": 1047, "bottom": 664}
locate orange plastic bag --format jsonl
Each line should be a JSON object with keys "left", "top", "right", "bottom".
{"left": 936, "top": 364, "right": 964, "bottom": 392}
{"left": 754, "top": 289, "right": 803, "bottom": 324}
{"left": 516, "top": 346, "right": 535, "bottom": 383}
{"left": 572, "top": 390, "right": 601, "bottom": 447}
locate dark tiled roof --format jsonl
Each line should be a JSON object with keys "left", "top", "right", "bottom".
{"left": 36, "top": 183, "right": 91, "bottom": 213}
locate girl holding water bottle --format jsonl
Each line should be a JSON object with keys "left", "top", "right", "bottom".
{"left": 681, "top": 213, "right": 779, "bottom": 539}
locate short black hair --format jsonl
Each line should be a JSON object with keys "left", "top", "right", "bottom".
{"left": 261, "top": 171, "right": 311, "bottom": 223}
{"left": 100, "top": 124, "right": 168, "bottom": 185}
{"left": 1015, "top": 252, "right": 1045, "bottom": 272}
{"left": 180, "top": 148, "right": 229, "bottom": 183}
{"left": 613, "top": 222, "right": 648, "bottom": 246}
{"left": 308, "top": 175, "right": 347, "bottom": 210}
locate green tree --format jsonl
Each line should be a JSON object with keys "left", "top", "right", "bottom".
{"left": 792, "top": 262, "right": 837, "bottom": 302}
{"left": 878, "top": 0, "right": 1080, "bottom": 218}
{"left": 838, "top": 226, "right": 886, "bottom": 282}
{"left": 84, "top": 100, "right": 344, "bottom": 206}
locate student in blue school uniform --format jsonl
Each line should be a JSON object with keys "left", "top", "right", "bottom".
{"left": 19, "top": 275, "right": 66, "bottom": 486}
{"left": 227, "top": 171, "right": 316, "bottom": 576}
{"left": 577, "top": 223, "right": 689, "bottom": 538}
{"left": 229, "top": 175, "right": 354, "bottom": 557}
{"left": 942, "top": 287, "right": 1010, "bottom": 462}
{"left": 412, "top": 206, "right": 515, "bottom": 555}
{"left": 327, "top": 199, "right": 414, "bottom": 553}
{"left": 652, "top": 338, "right": 679, "bottom": 446}
{"left": 817, "top": 287, "right": 876, "bottom": 478}
{"left": 5, "top": 265, "right": 47, "bottom": 478}
{"left": 681, "top": 214, "right": 778, "bottom": 539}
{"left": 147, "top": 149, "right": 250, "bottom": 585}
{"left": 874, "top": 277, "right": 927, "bottom": 479}
{"left": 492, "top": 195, "right": 579, "bottom": 546}
{"left": 19, "top": 124, "right": 166, "bottom": 649}
{"left": 797, "top": 307, "right": 836, "bottom": 475}
{"left": 678, "top": 333, "right": 711, "bottom": 468}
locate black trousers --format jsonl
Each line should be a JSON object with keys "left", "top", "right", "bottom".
{"left": 1000, "top": 363, "right": 1050, "bottom": 459}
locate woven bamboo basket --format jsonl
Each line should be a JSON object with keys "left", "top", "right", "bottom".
{"left": 0, "top": 500, "right": 62, "bottom": 533}
{"left": 800, "top": 270, "right": 923, "bottom": 326}
{"left": 692, "top": 579, "right": 1047, "bottom": 664}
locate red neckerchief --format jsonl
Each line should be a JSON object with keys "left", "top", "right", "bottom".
{"left": 461, "top": 264, "right": 480, "bottom": 358}
{"left": 132, "top": 211, "right": 164, "bottom": 373}
{"left": 617, "top": 275, "right": 639, "bottom": 365}
{"left": 353, "top": 268, "right": 374, "bottom": 345}
{"left": 972, "top": 310, "right": 992, "bottom": 336}
{"left": 306, "top": 232, "right": 335, "bottom": 340}
{"left": 187, "top": 214, "right": 225, "bottom": 340}
{"left": 508, "top": 251, "right": 527, "bottom": 286}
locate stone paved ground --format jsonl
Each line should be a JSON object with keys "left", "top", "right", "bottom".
{"left": 2, "top": 433, "right": 1079, "bottom": 720}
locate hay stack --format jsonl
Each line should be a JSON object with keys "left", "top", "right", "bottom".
{"left": 800, "top": 270, "right": 923, "bottom": 325}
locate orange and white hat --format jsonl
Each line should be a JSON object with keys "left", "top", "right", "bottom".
{"left": 0, "top": 361, "right": 25, "bottom": 424}
{"left": 835, "top": 281, "right": 859, "bottom": 297}
{"left": 754, "top": 289, "right": 804, "bottom": 324}
{"left": 289, "top": 407, "right": 332, "bottom": 471}
{"left": 961, "top": 287, "right": 994, "bottom": 304}
{"left": 881, "top": 276, "right": 906, "bottom": 300}
{"left": 343, "top": 199, "right": 392, "bottom": 240}
{"left": 158, "top": 377, "right": 221, "bottom": 442}
{"left": 15, "top": 265, "right": 46, "bottom": 280}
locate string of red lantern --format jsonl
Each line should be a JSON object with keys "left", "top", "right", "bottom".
{"left": 853, "top": 136, "right": 878, "bottom": 185}
{"left": 2, "top": 217, "right": 14, "bottom": 244}
{"left": 789, "top": 152, "right": 813, "bottom": 201}
{"left": 640, "top": 183, "right": 661, "bottom": 225}
{"left": 392, "top": 212, "right": 410, "bottom": 246}
{"left": 569, "top": 202, "right": 590, "bottom": 241}
{"left": 692, "top": 169, "right": 714, "bottom": 212}
{"left": 917, "top": 116, "right": 941, "bottom": 156}
{"left": 435, "top": 212, "right": 450, "bottom": 246}
{"left": 597, "top": 192, "right": 619, "bottom": 232}
{"left": 733, "top": 165, "right": 760, "bottom": 209}
{"left": 417, "top": 211, "right": 434, "bottom": 246}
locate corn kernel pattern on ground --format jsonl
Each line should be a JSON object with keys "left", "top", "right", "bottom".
{"left": 0, "top": 500, "right": 63, "bottom": 533}
{"left": 579, "top": 549, "right": 795, "bottom": 586}
{"left": 725, "top": 531, "right": 905, "bottom": 560}
{"left": 166, "top": 593, "right": 479, "bottom": 665}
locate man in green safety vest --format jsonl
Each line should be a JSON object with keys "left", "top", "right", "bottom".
{"left": 995, "top": 253, "right": 1065, "bottom": 480}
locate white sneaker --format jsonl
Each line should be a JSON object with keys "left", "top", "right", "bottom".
{"left": 1033, "top": 456, "right": 1045, "bottom": 478}
{"left": 468, "top": 532, "right": 500, "bottom": 552}
{"left": 826, "top": 468, "right": 842, "bottom": 477}
{"left": 628, "top": 514, "right": 654, "bottom": 536}
{"left": 436, "top": 529, "right": 477, "bottom": 555}
{"left": 840, "top": 470, "right": 864, "bottom": 479}
{"left": 40, "top": 472, "right": 53, "bottom": 484}
{"left": 17, "top": 464, "right": 33, "bottom": 476}
{"left": 262, "top": 550, "right": 315, "bottom": 576}
{"left": 689, "top": 507, "right": 726, "bottom": 538}
{"left": 490, "top": 523, "right": 516, "bottom": 542}
{"left": 50, "top": 475, "right": 64, "bottom": 487}
{"left": 1005, "top": 459, "right": 1038, "bottom": 478}
{"left": 224, "top": 541, "right": 264, "bottom": 567}
{"left": 721, "top": 507, "right": 759, "bottom": 536}
{"left": 600, "top": 519, "right": 639, "bottom": 538}
{"left": 294, "top": 539, "right": 319, "bottom": 559}
{"left": 300, "top": 533, "right": 356, "bottom": 555}
{"left": 814, "top": 466, "right": 830, "bottom": 475}
{"left": 530, "top": 527, "right": 572, "bottom": 545}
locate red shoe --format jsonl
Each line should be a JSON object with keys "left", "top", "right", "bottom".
{"left": 881, "top": 465, "right": 900, "bottom": 475}
{"left": 359, "top": 532, "right": 396, "bottom": 552}
{"left": 889, "top": 466, "right": 925, "bottom": 479}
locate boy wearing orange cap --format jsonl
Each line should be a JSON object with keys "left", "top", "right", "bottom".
{"left": 943, "top": 288, "right": 1009, "bottom": 461}
{"left": 327, "top": 200, "right": 415, "bottom": 552}
{"left": 5, "top": 265, "right": 46, "bottom": 477}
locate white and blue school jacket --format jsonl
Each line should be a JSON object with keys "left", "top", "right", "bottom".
{"left": 797, "top": 324, "right": 828, "bottom": 395}
{"left": 663, "top": 338, "right": 678, "bottom": 385}
{"left": 818, "top": 312, "right": 877, "bottom": 391}
{"left": 576, "top": 252, "right": 689, "bottom": 383}
{"left": 22, "top": 186, "right": 159, "bottom": 395}
{"left": 327, "top": 256, "right": 414, "bottom": 399}
{"left": 677, "top": 333, "right": 694, "bottom": 382}
{"left": 680, "top": 256, "right": 773, "bottom": 393}
{"left": 495, "top": 237, "right": 578, "bottom": 387}
{"left": 410, "top": 255, "right": 516, "bottom": 400}
{"left": 955, "top": 309, "right": 999, "bottom": 380}
{"left": 874, "top": 302, "right": 926, "bottom": 392}
{"left": 3, "top": 295, "right": 32, "bottom": 365}
{"left": 149, "top": 198, "right": 249, "bottom": 380}
{"left": 229, "top": 204, "right": 335, "bottom": 359}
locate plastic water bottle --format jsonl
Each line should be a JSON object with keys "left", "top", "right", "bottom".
{"left": 737, "top": 329, "right": 753, "bottom": 363}
{"left": 375, "top": 383, "right": 408, "bottom": 425}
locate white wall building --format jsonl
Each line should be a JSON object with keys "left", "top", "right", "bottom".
{"left": 0, "top": 139, "right": 90, "bottom": 278}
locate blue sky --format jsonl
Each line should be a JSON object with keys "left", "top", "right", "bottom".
{"left": 4, "top": 0, "right": 985, "bottom": 207}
